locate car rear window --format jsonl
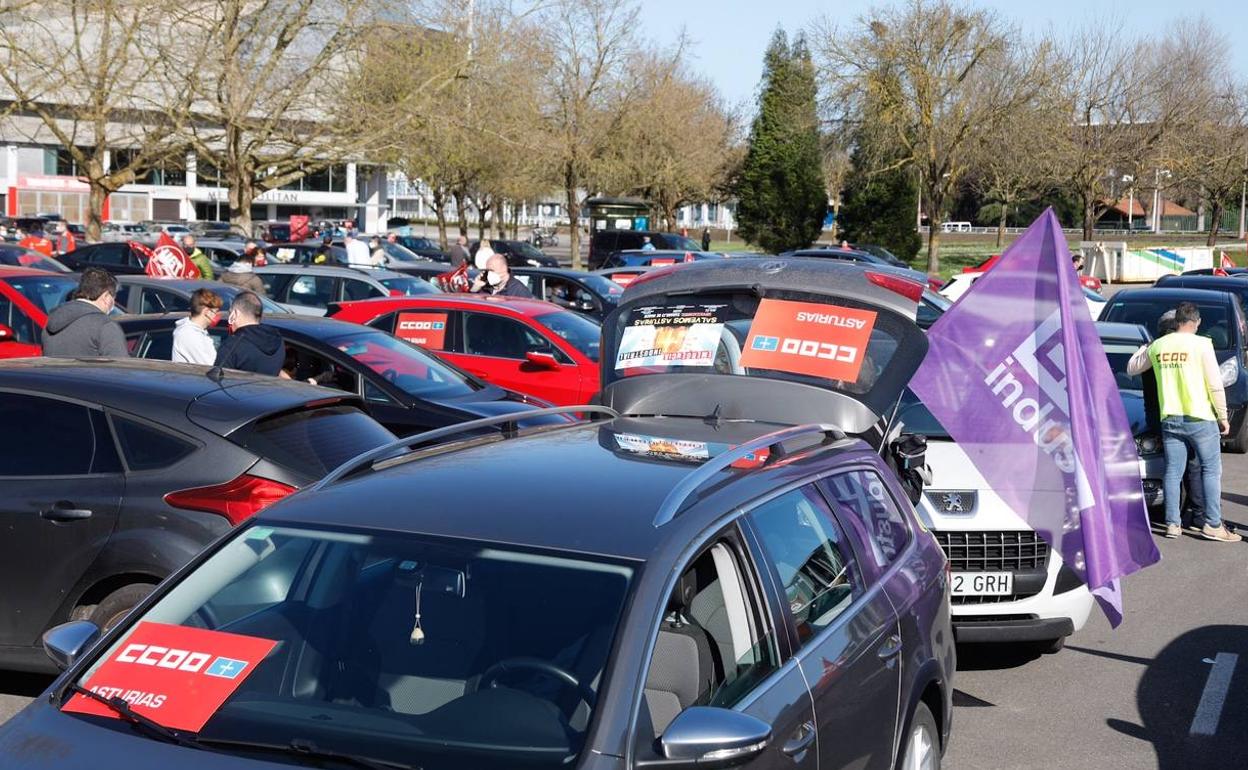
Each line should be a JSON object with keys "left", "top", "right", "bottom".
{"left": 112, "top": 416, "right": 197, "bottom": 471}
{"left": 5, "top": 275, "right": 79, "bottom": 314}
{"left": 234, "top": 405, "right": 395, "bottom": 478}
{"left": 1102, "top": 298, "right": 1233, "bottom": 350}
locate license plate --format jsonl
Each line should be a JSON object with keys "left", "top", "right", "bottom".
{"left": 951, "top": 572, "right": 1013, "bottom": 596}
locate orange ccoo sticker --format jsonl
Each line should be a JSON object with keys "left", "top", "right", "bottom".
{"left": 395, "top": 312, "right": 448, "bottom": 349}
{"left": 739, "top": 299, "right": 877, "bottom": 382}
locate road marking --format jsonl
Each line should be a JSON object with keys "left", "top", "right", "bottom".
{"left": 1190, "top": 652, "right": 1238, "bottom": 736}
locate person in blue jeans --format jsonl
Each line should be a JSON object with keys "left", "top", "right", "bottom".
{"left": 1128, "top": 301, "right": 1239, "bottom": 541}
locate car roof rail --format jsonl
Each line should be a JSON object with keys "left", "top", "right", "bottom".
{"left": 311, "top": 404, "right": 619, "bottom": 491}
{"left": 652, "top": 422, "right": 847, "bottom": 527}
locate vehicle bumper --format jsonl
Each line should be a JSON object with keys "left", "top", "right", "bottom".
{"left": 949, "top": 568, "right": 1094, "bottom": 642}
{"left": 1139, "top": 452, "right": 1165, "bottom": 508}
{"left": 953, "top": 615, "right": 1076, "bottom": 643}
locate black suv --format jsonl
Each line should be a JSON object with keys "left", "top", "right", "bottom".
{"left": 11, "top": 260, "right": 952, "bottom": 770}
{"left": 589, "top": 229, "right": 701, "bottom": 269}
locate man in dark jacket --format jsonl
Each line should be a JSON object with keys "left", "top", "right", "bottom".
{"left": 471, "top": 253, "right": 533, "bottom": 298}
{"left": 42, "top": 267, "right": 129, "bottom": 358}
{"left": 214, "top": 291, "right": 284, "bottom": 375}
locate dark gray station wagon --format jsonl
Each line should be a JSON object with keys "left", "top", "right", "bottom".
{"left": 3, "top": 260, "right": 954, "bottom": 770}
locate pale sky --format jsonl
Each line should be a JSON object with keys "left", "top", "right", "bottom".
{"left": 638, "top": 0, "right": 1248, "bottom": 112}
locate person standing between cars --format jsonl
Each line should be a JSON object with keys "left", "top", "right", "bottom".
{"left": 221, "top": 244, "right": 266, "bottom": 295}
{"left": 213, "top": 291, "right": 284, "bottom": 375}
{"left": 640, "top": 236, "right": 656, "bottom": 252}
{"left": 312, "top": 234, "right": 336, "bottom": 265}
{"left": 448, "top": 234, "right": 470, "bottom": 267}
{"left": 1073, "top": 251, "right": 1086, "bottom": 274}
{"left": 701, "top": 227, "right": 711, "bottom": 251}
{"left": 181, "top": 234, "right": 214, "bottom": 280}
{"left": 42, "top": 267, "right": 129, "bottom": 358}
{"left": 18, "top": 223, "right": 54, "bottom": 257}
{"left": 471, "top": 253, "right": 533, "bottom": 298}
{"left": 1128, "top": 301, "right": 1240, "bottom": 541}
{"left": 368, "top": 236, "right": 388, "bottom": 267}
{"left": 171, "top": 288, "right": 223, "bottom": 365}
{"left": 1154, "top": 309, "right": 1207, "bottom": 530}
{"left": 344, "top": 230, "right": 371, "bottom": 267}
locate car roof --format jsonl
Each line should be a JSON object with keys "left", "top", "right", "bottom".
{"left": 1159, "top": 275, "right": 1248, "bottom": 290}
{"left": 1108, "top": 287, "right": 1237, "bottom": 303}
{"left": 257, "top": 416, "right": 865, "bottom": 560}
{"left": 511, "top": 266, "right": 590, "bottom": 279}
{"left": 0, "top": 265, "right": 64, "bottom": 278}
{"left": 339, "top": 294, "right": 562, "bottom": 318}
{"left": 255, "top": 264, "right": 408, "bottom": 280}
{"left": 121, "top": 311, "right": 374, "bottom": 339}
{"left": 0, "top": 357, "right": 340, "bottom": 434}
{"left": 1095, "top": 321, "right": 1150, "bottom": 343}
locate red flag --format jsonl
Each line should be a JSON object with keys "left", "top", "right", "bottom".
{"left": 289, "top": 215, "right": 310, "bottom": 242}
{"left": 435, "top": 262, "right": 471, "bottom": 292}
{"left": 139, "top": 233, "right": 199, "bottom": 278}
{"left": 1214, "top": 268, "right": 1229, "bottom": 276}
{"left": 1221, "top": 251, "right": 1235, "bottom": 269}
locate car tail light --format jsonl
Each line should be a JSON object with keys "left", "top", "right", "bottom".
{"left": 866, "top": 270, "right": 924, "bottom": 302}
{"left": 164, "top": 474, "right": 296, "bottom": 526}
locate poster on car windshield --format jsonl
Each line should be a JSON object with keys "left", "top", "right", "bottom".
{"left": 62, "top": 621, "right": 277, "bottom": 732}
{"left": 615, "top": 303, "right": 728, "bottom": 370}
{"left": 739, "top": 299, "right": 877, "bottom": 382}
{"left": 396, "top": 312, "right": 448, "bottom": 349}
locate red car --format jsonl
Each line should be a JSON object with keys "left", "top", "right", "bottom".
{"left": 0, "top": 266, "right": 80, "bottom": 357}
{"left": 329, "top": 294, "right": 602, "bottom": 406}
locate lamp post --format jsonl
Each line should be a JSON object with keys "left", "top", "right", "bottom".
{"left": 1153, "top": 168, "right": 1172, "bottom": 234}
{"left": 1122, "top": 174, "right": 1135, "bottom": 231}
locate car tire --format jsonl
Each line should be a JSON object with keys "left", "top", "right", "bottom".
{"left": 86, "top": 584, "right": 154, "bottom": 632}
{"left": 1223, "top": 418, "right": 1248, "bottom": 454}
{"left": 898, "top": 701, "right": 940, "bottom": 770}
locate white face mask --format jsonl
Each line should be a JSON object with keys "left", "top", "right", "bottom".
{"left": 487, "top": 270, "right": 504, "bottom": 287}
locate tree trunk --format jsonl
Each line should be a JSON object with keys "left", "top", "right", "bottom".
{"left": 565, "top": 166, "right": 582, "bottom": 271}
{"left": 86, "top": 183, "right": 108, "bottom": 243}
{"left": 476, "top": 196, "right": 490, "bottom": 242}
{"left": 924, "top": 191, "right": 942, "bottom": 274}
{"left": 453, "top": 189, "right": 468, "bottom": 237}
{"left": 1208, "top": 201, "right": 1224, "bottom": 247}
{"left": 829, "top": 198, "right": 841, "bottom": 241}
{"left": 996, "top": 203, "right": 1008, "bottom": 248}
{"left": 432, "top": 188, "right": 449, "bottom": 251}
{"left": 229, "top": 172, "right": 255, "bottom": 237}
{"left": 1082, "top": 194, "right": 1096, "bottom": 241}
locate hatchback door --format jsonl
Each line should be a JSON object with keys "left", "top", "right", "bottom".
{"left": 0, "top": 392, "right": 124, "bottom": 647}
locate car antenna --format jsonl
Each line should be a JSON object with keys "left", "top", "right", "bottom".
{"left": 206, "top": 365, "right": 224, "bottom": 384}
{"left": 703, "top": 403, "right": 723, "bottom": 428}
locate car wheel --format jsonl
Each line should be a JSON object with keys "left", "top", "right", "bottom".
{"left": 1223, "top": 418, "right": 1248, "bottom": 454}
{"left": 87, "top": 584, "right": 154, "bottom": 632}
{"left": 899, "top": 701, "right": 939, "bottom": 770}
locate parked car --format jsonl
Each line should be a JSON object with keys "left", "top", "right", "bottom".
{"left": 59, "top": 241, "right": 151, "bottom": 275}
{"left": 588, "top": 228, "right": 702, "bottom": 269}
{"left": 595, "top": 265, "right": 656, "bottom": 287}
{"left": 599, "top": 249, "right": 726, "bottom": 269}
{"left": 1155, "top": 273, "right": 1248, "bottom": 315}
{"left": 1097, "top": 321, "right": 1165, "bottom": 510}
{"left": 850, "top": 242, "right": 910, "bottom": 268}
{"left": 1181, "top": 267, "right": 1248, "bottom": 277}
{"left": 389, "top": 232, "right": 450, "bottom": 261}
{"left": 113, "top": 277, "right": 291, "bottom": 316}
{"left": 254, "top": 264, "right": 440, "bottom": 316}
{"left": 470, "top": 238, "right": 560, "bottom": 267}
{"left": 121, "top": 313, "right": 562, "bottom": 436}
{"left": 510, "top": 266, "right": 624, "bottom": 322}
{"left": 0, "top": 243, "right": 71, "bottom": 272}
{"left": 329, "top": 294, "right": 602, "bottom": 406}
{"left": 941, "top": 271, "right": 1108, "bottom": 319}
{"left": 1100, "top": 287, "right": 1248, "bottom": 452}
{"left": 783, "top": 247, "right": 941, "bottom": 292}
{"left": 0, "top": 267, "right": 81, "bottom": 357}
{"left": 13, "top": 259, "right": 953, "bottom": 770}
{"left": 0, "top": 358, "right": 396, "bottom": 672}
{"left": 917, "top": 288, "right": 953, "bottom": 330}
{"left": 263, "top": 241, "right": 346, "bottom": 266}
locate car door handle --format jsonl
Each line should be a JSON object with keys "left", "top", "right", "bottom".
{"left": 40, "top": 502, "right": 93, "bottom": 522}
{"left": 782, "top": 720, "right": 816, "bottom": 757}
{"left": 877, "top": 633, "right": 903, "bottom": 659}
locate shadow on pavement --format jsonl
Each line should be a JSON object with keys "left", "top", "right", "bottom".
{"left": 1103, "top": 624, "right": 1248, "bottom": 769}
{"left": 0, "top": 672, "right": 54, "bottom": 698}
{"left": 953, "top": 642, "right": 1042, "bottom": 671}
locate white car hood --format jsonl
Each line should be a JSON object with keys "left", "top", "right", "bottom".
{"left": 918, "top": 438, "right": 1032, "bottom": 531}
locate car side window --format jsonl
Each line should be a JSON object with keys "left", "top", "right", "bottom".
{"left": 285, "top": 275, "right": 336, "bottom": 307}
{"left": 111, "top": 416, "right": 197, "bottom": 471}
{"left": 462, "top": 312, "right": 536, "bottom": 360}
{"left": 91, "top": 244, "right": 126, "bottom": 266}
{"left": 282, "top": 342, "right": 358, "bottom": 393}
{"left": 366, "top": 311, "right": 397, "bottom": 333}
{"left": 818, "top": 469, "right": 911, "bottom": 571}
{"left": 141, "top": 288, "right": 189, "bottom": 314}
{"left": 642, "top": 532, "right": 780, "bottom": 737}
{"left": 0, "top": 295, "right": 36, "bottom": 344}
{"left": 748, "top": 487, "right": 860, "bottom": 648}
{"left": 260, "top": 273, "right": 292, "bottom": 299}
{"left": 0, "top": 393, "right": 120, "bottom": 476}
{"left": 343, "top": 278, "right": 384, "bottom": 301}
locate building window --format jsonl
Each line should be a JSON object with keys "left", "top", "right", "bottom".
{"left": 44, "top": 147, "right": 88, "bottom": 177}
{"left": 196, "top": 155, "right": 223, "bottom": 187}
{"left": 111, "top": 149, "right": 187, "bottom": 186}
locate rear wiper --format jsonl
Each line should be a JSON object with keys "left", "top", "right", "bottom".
{"left": 66, "top": 684, "right": 205, "bottom": 751}
{"left": 196, "top": 737, "right": 417, "bottom": 770}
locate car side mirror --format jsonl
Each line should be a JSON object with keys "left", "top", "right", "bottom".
{"left": 640, "top": 707, "right": 771, "bottom": 769}
{"left": 525, "top": 351, "right": 561, "bottom": 370}
{"left": 43, "top": 620, "right": 100, "bottom": 671}
{"left": 0, "top": 323, "right": 14, "bottom": 342}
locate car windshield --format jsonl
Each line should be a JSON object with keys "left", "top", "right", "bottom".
{"left": 68, "top": 523, "right": 633, "bottom": 770}
{"left": 536, "top": 309, "right": 601, "bottom": 362}
{"left": 509, "top": 242, "right": 546, "bottom": 260}
{"left": 896, "top": 388, "right": 950, "bottom": 439}
{"left": 379, "top": 242, "right": 422, "bottom": 263}
{"left": 662, "top": 235, "right": 701, "bottom": 251}
{"left": 5, "top": 275, "right": 79, "bottom": 314}
{"left": 379, "top": 276, "right": 440, "bottom": 296}
{"left": 326, "top": 329, "right": 479, "bottom": 398}
{"left": 0, "top": 246, "right": 70, "bottom": 272}
{"left": 1102, "top": 298, "right": 1233, "bottom": 350}
{"left": 578, "top": 273, "right": 624, "bottom": 299}
{"left": 1102, "top": 340, "right": 1145, "bottom": 391}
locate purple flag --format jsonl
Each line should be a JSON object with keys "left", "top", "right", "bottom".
{"left": 910, "top": 208, "right": 1160, "bottom": 626}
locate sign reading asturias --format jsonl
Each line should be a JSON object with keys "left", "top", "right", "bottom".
{"left": 740, "top": 299, "right": 877, "bottom": 382}
{"left": 396, "top": 312, "right": 449, "bottom": 349}
{"left": 62, "top": 622, "right": 277, "bottom": 732}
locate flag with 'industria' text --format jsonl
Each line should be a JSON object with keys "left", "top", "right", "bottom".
{"left": 909, "top": 208, "right": 1160, "bottom": 626}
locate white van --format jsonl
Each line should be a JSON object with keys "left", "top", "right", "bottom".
{"left": 941, "top": 221, "right": 972, "bottom": 233}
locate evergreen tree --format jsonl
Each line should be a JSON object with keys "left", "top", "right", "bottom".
{"left": 838, "top": 145, "right": 922, "bottom": 263}
{"left": 735, "top": 30, "right": 826, "bottom": 253}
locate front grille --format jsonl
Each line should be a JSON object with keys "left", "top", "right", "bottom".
{"left": 935, "top": 530, "right": 1050, "bottom": 605}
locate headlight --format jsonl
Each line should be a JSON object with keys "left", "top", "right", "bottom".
{"left": 1135, "top": 434, "right": 1161, "bottom": 455}
{"left": 1221, "top": 356, "right": 1239, "bottom": 387}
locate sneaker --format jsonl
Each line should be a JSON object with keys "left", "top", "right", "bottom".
{"left": 1185, "top": 522, "right": 1205, "bottom": 533}
{"left": 1201, "top": 524, "right": 1243, "bottom": 543}
{"left": 1165, "top": 524, "right": 1181, "bottom": 539}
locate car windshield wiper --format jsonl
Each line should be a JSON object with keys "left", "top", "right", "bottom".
{"left": 66, "top": 684, "right": 205, "bottom": 751}
{"left": 196, "top": 737, "right": 417, "bottom": 770}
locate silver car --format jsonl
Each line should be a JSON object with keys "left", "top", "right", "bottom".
{"left": 254, "top": 264, "right": 441, "bottom": 316}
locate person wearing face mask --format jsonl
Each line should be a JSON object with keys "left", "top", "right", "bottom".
{"left": 42, "top": 268, "right": 129, "bottom": 358}
{"left": 172, "top": 288, "right": 223, "bottom": 365}
{"left": 471, "top": 253, "right": 533, "bottom": 298}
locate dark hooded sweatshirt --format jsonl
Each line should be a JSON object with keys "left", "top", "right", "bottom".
{"left": 213, "top": 324, "right": 285, "bottom": 376}
{"left": 42, "top": 300, "right": 129, "bottom": 358}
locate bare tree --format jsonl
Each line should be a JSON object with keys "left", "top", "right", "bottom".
{"left": 0, "top": 0, "right": 195, "bottom": 240}
{"left": 821, "top": 134, "right": 852, "bottom": 240}
{"left": 814, "top": 0, "right": 1056, "bottom": 271}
